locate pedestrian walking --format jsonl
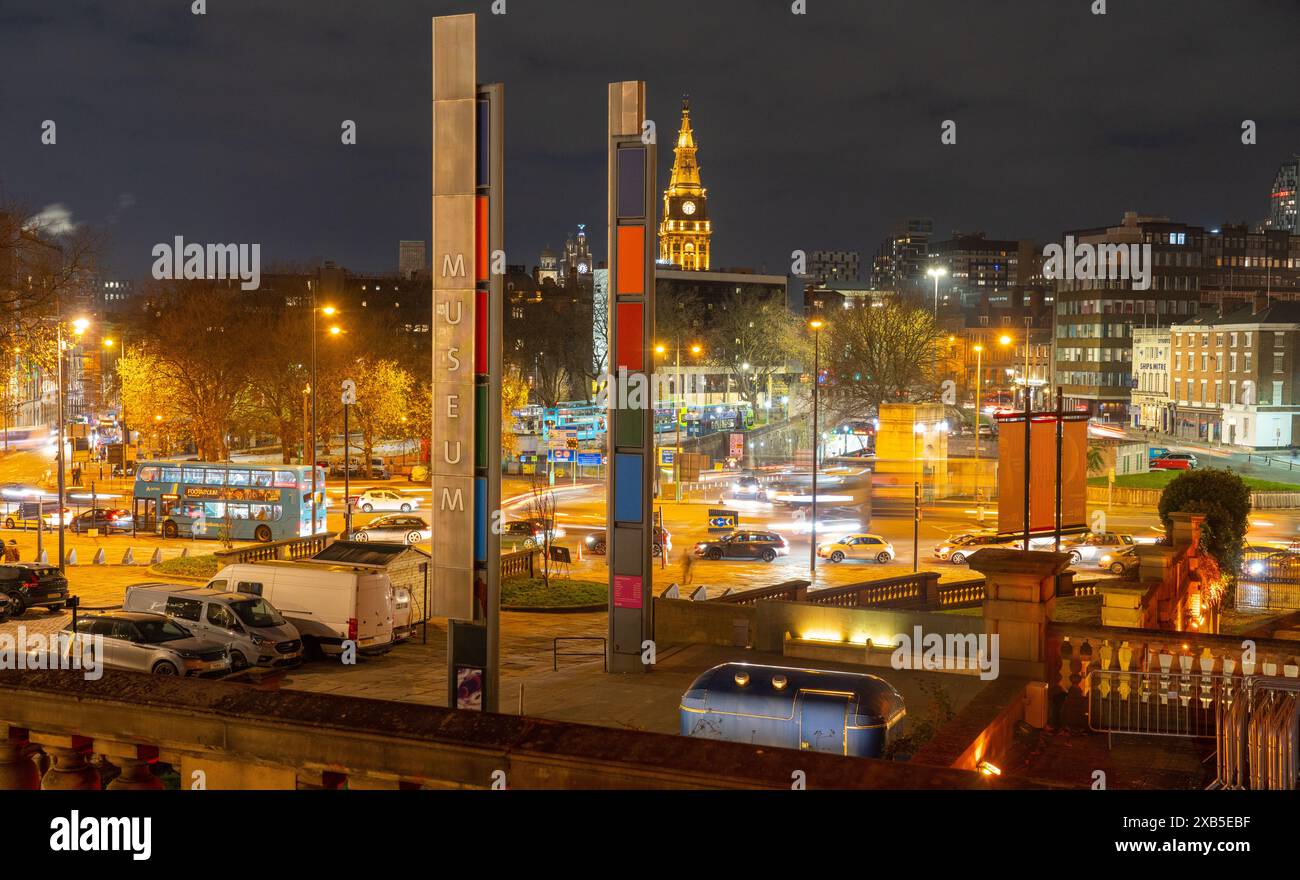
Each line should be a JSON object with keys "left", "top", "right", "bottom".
{"left": 3, "top": 540, "right": 19, "bottom": 563}
{"left": 681, "top": 550, "right": 695, "bottom": 586}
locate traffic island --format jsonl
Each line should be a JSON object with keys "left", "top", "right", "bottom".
{"left": 502, "top": 577, "right": 608, "bottom": 613}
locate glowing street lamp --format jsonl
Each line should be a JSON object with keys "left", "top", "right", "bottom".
{"left": 926, "top": 266, "right": 948, "bottom": 316}
{"left": 808, "top": 318, "right": 825, "bottom": 575}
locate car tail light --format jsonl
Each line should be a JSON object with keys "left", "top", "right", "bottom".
{"left": 348, "top": 618, "right": 358, "bottom": 641}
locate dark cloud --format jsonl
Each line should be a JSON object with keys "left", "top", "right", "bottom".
{"left": 1, "top": 0, "right": 1297, "bottom": 278}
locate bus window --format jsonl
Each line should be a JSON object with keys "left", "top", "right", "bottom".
{"left": 250, "top": 470, "right": 273, "bottom": 488}
{"left": 228, "top": 469, "right": 250, "bottom": 486}
{"left": 227, "top": 503, "right": 250, "bottom": 520}
{"left": 161, "top": 467, "right": 182, "bottom": 482}
{"left": 204, "top": 469, "right": 226, "bottom": 486}
{"left": 138, "top": 467, "right": 159, "bottom": 482}
{"left": 202, "top": 502, "right": 225, "bottom": 519}
{"left": 183, "top": 467, "right": 204, "bottom": 484}
{"left": 274, "top": 470, "right": 298, "bottom": 487}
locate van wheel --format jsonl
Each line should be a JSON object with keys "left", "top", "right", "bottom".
{"left": 162, "top": 520, "right": 178, "bottom": 539}
{"left": 230, "top": 652, "right": 249, "bottom": 672}
{"left": 300, "top": 636, "right": 323, "bottom": 661}
{"left": 152, "top": 661, "right": 179, "bottom": 676}
{"left": 6, "top": 593, "right": 26, "bottom": 618}
{"left": 255, "top": 525, "right": 273, "bottom": 543}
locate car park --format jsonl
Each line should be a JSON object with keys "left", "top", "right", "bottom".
{"left": 584, "top": 526, "right": 670, "bottom": 558}
{"left": 43, "top": 610, "right": 233, "bottom": 677}
{"left": 1099, "top": 545, "right": 1140, "bottom": 576}
{"left": 349, "top": 514, "right": 431, "bottom": 544}
{"left": 817, "top": 533, "right": 895, "bottom": 564}
{"left": 694, "top": 530, "right": 789, "bottom": 563}
{"left": 353, "top": 489, "right": 416, "bottom": 513}
{"left": 0, "top": 563, "right": 69, "bottom": 617}
{"left": 206, "top": 560, "right": 395, "bottom": 659}
{"left": 1150, "top": 452, "right": 1197, "bottom": 470}
{"left": 124, "top": 583, "right": 303, "bottom": 670}
{"left": 69, "top": 507, "right": 134, "bottom": 534}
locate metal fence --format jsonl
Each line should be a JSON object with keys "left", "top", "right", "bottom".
{"left": 1087, "top": 669, "right": 1232, "bottom": 738}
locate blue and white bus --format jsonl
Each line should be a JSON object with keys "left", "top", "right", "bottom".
{"left": 132, "top": 461, "right": 327, "bottom": 543}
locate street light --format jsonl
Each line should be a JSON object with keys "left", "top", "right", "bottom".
{"left": 654, "top": 341, "right": 703, "bottom": 502}
{"left": 309, "top": 300, "right": 339, "bottom": 538}
{"left": 927, "top": 266, "right": 948, "bottom": 317}
{"left": 50, "top": 314, "right": 91, "bottom": 571}
{"left": 808, "top": 318, "right": 825, "bottom": 575}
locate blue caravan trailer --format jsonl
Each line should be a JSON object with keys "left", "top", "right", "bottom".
{"left": 679, "top": 662, "right": 905, "bottom": 757}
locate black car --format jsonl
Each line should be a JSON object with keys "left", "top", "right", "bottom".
{"left": 69, "top": 507, "right": 134, "bottom": 534}
{"left": 585, "top": 526, "right": 671, "bottom": 558}
{"left": 0, "top": 563, "right": 70, "bottom": 617}
{"left": 693, "top": 530, "right": 789, "bottom": 563}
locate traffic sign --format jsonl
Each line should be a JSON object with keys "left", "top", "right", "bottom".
{"left": 576, "top": 452, "right": 603, "bottom": 467}
{"left": 549, "top": 448, "right": 574, "bottom": 463}
{"left": 707, "top": 507, "right": 739, "bottom": 532}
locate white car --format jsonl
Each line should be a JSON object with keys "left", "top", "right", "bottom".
{"left": 352, "top": 489, "right": 417, "bottom": 513}
{"left": 1061, "top": 532, "right": 1134, "bottom": 564}
{"left": 817, "top": 533, "right": 895, "bottom": 564}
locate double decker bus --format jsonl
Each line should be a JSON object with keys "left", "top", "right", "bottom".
{"left": 132, "top": 461, "right": 327, "bottom": 543}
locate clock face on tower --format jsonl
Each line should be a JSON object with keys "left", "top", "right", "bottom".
{"left": 681, "top": 200, "right": 696, "bottom": 215}
{"left": 577, "top": 262, "right": 589, "bottom": 274}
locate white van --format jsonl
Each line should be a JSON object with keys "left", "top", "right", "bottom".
{"left": 205, "top": 561, "right": 395, "bottom": 659}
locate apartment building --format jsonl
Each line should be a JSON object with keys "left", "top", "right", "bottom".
{"left": 1130, "top": 327, "right": 1171, "bottom": 431}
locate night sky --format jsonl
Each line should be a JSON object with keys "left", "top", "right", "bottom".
{"left": 2, "top": 0, "right": 1298, "bottom": 280}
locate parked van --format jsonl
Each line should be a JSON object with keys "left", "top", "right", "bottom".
{"left": 123, "top": 583, "right": 303, "bottom": 670}
{"left": 205, "top": 561, "right": 395, "bottom": 659}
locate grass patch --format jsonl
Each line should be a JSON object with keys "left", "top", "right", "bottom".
{"left": 152, "top": 554, "right": 220, "bottom": 579}
{"left": 502, "top": 577, "right": 607, "bottom": 608}
{"left": 1087, "top": 471, "right": 1300, "bottom": 492}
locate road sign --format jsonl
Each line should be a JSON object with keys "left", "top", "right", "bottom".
{"left": 341, "top": 379, "right": 357, "bottom": 405}
{"left": 707, "top": 508, "right": 739, "bottom": 532}
{"left": 659, "top": 448, "right": 676, "bottom": 466}
{"left": 576, "top": 452, "right": 603, "bottom": 467}
{"left": 566, "top": 438, "right": 579, "bottom": 450}
{"left": 549, "top": 448, "right": 574, "bottom": 463}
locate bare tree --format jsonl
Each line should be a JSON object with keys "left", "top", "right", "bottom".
{"left": 527, "top": 472, "right": 558, "bottom": 588}
{"left": 702, "top": 290, "right": 799, "bottom": 412}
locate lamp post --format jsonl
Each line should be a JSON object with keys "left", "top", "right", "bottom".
{"left": 927, "top": 266, "right": 948, "bottom": 317}
{"left": 973, "top": 343, "right": 984, "bottom": 523}
{"left": 309, "top": 301, "right": 340, "bottom": 538}
{"left": 54, "top": 315, "right": 89, "bottom": 571}
{"left": 655, "top": 341, "right": 701, "bottom": 503}
{"left": 808, "top": 318, "right": 824, "bottom": 575}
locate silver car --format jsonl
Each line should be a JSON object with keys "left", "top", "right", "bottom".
{"left": 350, "top": 514, "right": 431, "bottom": 544}
{"left": 55, "top": 611, "right": 232, "bottom": 677}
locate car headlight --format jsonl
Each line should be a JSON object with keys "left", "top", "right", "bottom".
{"left": 1249, "top": 562, "right": 1264, "bottom": 575}
{"left": 251, "top": 634, "right": 275, "bottom": 647}
{"left": 1100, "top": 554, "right": 1112, "bottom": 565}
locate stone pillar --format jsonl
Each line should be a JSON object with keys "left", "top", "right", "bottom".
{"left": 0, "top": 727, "right": 40, "bottom": 791}
{"left": 971, "top": 548, "right": 1072, "bottom": 680}
{"left": 33, "top": 734, "right": 101, "bottom": 790}
{"left": 100, "top": 741, "right": 164, "bottom": 791}
{"left": 1168, "top": 511, "right": 1205, "bottom": 550}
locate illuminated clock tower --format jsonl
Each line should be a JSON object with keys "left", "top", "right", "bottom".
{"left": 659, "top": 96, "right": 711, "bottom": 270}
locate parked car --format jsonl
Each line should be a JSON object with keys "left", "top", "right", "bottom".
{"left": 584, "top": 526, "right": 671, "bottom": 558}
{"left": 1099, "top": 545, "right": 1140, "bottom": 576}
{"left": 123, "top": 583, "right": 303, "bottom": 670}
{"left": 69, "top": 507, "right": 134, "bottom": 534}
{"left": 1062, "top": 532, "right": 1135, "bottom": 564}
{"left": 0, "top": 562, "right": 69, "bottom": 617}
{"left": 43, "top": 610, "right": 232, "bottom": 676}
{"left": 693, "top": 530, "right": 789, "bottom": 562}
{"left": 349, "top": 514, "right": 431, "bottom": 545}
{"left": 1150, "top": 452, "right": 1197, "bottom": 470}
{"left": 332, "top": 457, "right": 390, "bottom": 479}
{"left": 504, "top": 518, "right": 566, "bottom": 547}
{"left": 817, "top": 533, "right": 895, "bottom": 564}
{"left": 206, "top": 561, "right": 395, "bottom": 659}
{"left": 353, "top": 489, "right": 416, "bottom": 513}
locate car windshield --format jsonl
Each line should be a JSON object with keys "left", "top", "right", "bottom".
{"left": 134, "top": 619, "right": 192, "bottom": 643}
{"left": 229, "top": 597, "right": 285, "bottom": 628}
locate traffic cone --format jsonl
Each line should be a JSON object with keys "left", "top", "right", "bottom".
{"left": 37, "top": 550, "right": 48, "bottom": 565}
{"left": 120, "top": 548, "right": 135, "bottom": 566}
{"left": 65, "top": 548, "right": 77, "bottom": 566}
{"left": 92, "top": 548, "right": 106, "bottom": 565}
{"left": 150, "top": 548, "right": 163, "bottom": 565}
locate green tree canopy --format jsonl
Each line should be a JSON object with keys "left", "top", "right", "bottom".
{"left": 1157, "top": 468, "right": 1251, "bottom": 572}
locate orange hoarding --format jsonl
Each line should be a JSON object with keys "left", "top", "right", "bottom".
{"left": 997, "top": 414, "right": 1087, "bottom": 536}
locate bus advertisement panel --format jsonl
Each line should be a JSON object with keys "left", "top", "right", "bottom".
{"left": 132, "top": 461, "right": 327, "bottom": 543}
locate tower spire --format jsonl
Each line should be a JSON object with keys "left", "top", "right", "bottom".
{"left": 658, "top": 96, "right": 711, "bottom": 270}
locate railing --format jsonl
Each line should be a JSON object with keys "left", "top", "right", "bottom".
{"left": 803, "top": 571, "right": 943, "bottom": 609}
{"left": 501, "top": 548, "right": 539, "bottom": 581}
{"left": 553, "top": 637, "right": 607, "bottom": 671}
{"left": 1087, "top": 669, "right": 1232, "bottom": 738}
{"left": 1088, "top": 484, "right": 1300, "bottom": 510}
{"left": 214, "top": 533, "right": 332, "bottom": 565}
{"left": 710, "top": 579, "right": 809, "bottom": 605}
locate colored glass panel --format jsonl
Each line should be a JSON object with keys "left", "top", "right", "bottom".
{"left": 615, "top": 302, "right": 643, "bottom": 371}
{"left": 617, "top": 147, "right": 646, "bottom": 218}
{"left": 614, "top": 453, "right": 644, "bottom": 523}
{"left": 616, "top": 226, "right": 645, "bottom": 294}
{"left": 476, "top": 196, "right": 489, "bottom": 282}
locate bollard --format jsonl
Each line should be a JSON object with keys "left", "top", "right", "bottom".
{"left": 149, "top": 548, "right": 163, "bottom": 565}
{"left": 120, "top": 548, "right": 135, "bottom": 566}
{"left": 65, "top": 548, "right": 77, "bottom": 566}
{"left": 180, "top": 547, "right": 190, "bottom": 558}
{"left": 92, "top": 548, "right": 106, "bottom": 566}
{"left": 37, "top": 550, "right": 48, "bottom": 565}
